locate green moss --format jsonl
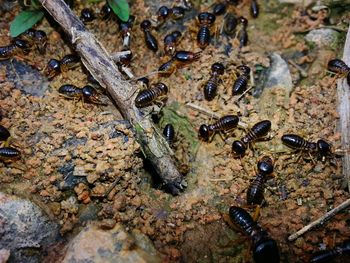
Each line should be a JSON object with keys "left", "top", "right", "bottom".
{"left": 134, "top": 123, "right": 147, "bottom": 157}
{"left": 330, "top": 31, "right": 346, "bottom": 53}
{"left": 159, "top": 102, "right": 200, "bottom": 157}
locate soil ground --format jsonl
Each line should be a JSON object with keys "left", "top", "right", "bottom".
{"left": 0, "top": 0, "right": 349, "bottom": 262}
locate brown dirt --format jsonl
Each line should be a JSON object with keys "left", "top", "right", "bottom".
{"left": 0, "top": 1, "right": 349, "bottom": 263}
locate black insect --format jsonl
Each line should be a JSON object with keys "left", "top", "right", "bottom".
{"left": 247, "top": 156, "right": 274, "bottom": 206}
{"left": 137, "top": 77, "right": 150, "bottom": 88}
{"left": 197, "top": 12, "right": 216, "bottom": 49}
{"left": 198, "top": 115, "right": 239, "bottom": 142}
{"left": 80, "top": 8, "right": 95, "bottom": 23}
{"left": 281, "top": 134, "right": 333, "bottom": 162}
{"left": 12, "top": 39, "right": 31, "bottom": 54}
{"left": 213, "top": 2, "right": 227, "bottom": 16}
{"left": 81, "top": 85, "right": 102, "bottom": 104}
{"left": 237, "top": 16, "right": 248, "bottom": 48}
{"left": 118, "top": 49, "right": 133, "bottom": 67}
{"left": 163, "top": 124, "right": 175, "bottom": 145}
{"left": 157, "top": 6, "right": 171, "bottom": 25}
{"left": 58, "top": 84, "right": 83, "bottom": 98}
{"left": 174, "top": 50, "right": 201, "bottom": 63}
{"left": 20, "top": 29, "right": 47, "bottom": 54}
{"left": 158, "top": 51, "right": 201, "bottom": 76}
{"left": 60, "top": 54, "right": 80, "bottom": 71}
{"left": 0, "top": 39, "right": 30, "bottom": 60}
{"left": 157, "top": 5, "right": 185, "bottom": 25}
{"left": 250, "top": 0, "right": 259, "bottom": 18}
{"left": 0, "top": 124, "right": 11, "bottom": 149}
{"left": 204, "top": 62, "right": 225, "bottom": 101}
{"left": 140, "top": 20, "right": 158, "bottom": 52}
{"left": 119, "top": 15, "right": 135, "bottom": 49}
{"left": 163, "top": 31, "right": 182, "bottom": 56}
{"left": 46, "top": 54, "right": 80, "bottom": 79}
{"left": 232, "top": 120, "right": 271, "bottom": 156}
{"left": 59, "top": 84, "right": 101, "bottom": 104}
{"left": 223, "top": 13, "right": 238, "bottom": 36}
{"left": 310, "top": 239, "right": 350, "bottom": 263}
{"left": 171, "top": 6, "right": 186, "bottom": 20}
{"left": 158, "top": 58, "right": 176, "bottom": 76}
{"left": 232, "top": 65, "right": 251, "bottom": 95}
{"left": 0, "top": 147, "right": 21, "bottom": 162}
{"left": 0, "top": 125, "right": 10, "bottom": 143}
{"left": 87, "top": 74, "right": 100, "bottom": 86}
{"left": 327, "top": 58, "right": 350, "bottom": 75}
{"left": 327, "top": 58, "right": 350, "bottom": 86}
{"left": 228, "top": 206, "right": 280, "bottom": 263}
{"left": 135, "top": 83, "right": 168, "bottom": 108}
{"left": 46, "top": 59, "right": 61, "bottom": 78}
{"left": 100, "top": 3, "right": 112, "bottom": 20}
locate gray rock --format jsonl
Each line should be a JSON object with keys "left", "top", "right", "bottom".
{"left": 305, "top": 28, "right": 340, "bottom": 48}
{"left": 0, "top": 193, "right": 60, "bottom": 263}
{"left": 0, "top": 249, "right": 10, "bottom": 263}
{"left": 0, "top": 59, "right": 49, "bottom": 97}
{"left": 78, "top": 203, "right": 99, "bottom": 222}
{"left": 63, "top": 224, "right": 161, "bottom": 263}
{"left": 56, "top": 161, "right": 88, "bottom": 191}
{"left": 265, "top": 53, "right": 293, "bottom": 92}
{"left": 256, "top": 53, "right": 293, "bottom": 119}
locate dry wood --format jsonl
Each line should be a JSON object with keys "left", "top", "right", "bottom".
{"left": 39, "top": 0, "right": 185, "bottom": 195}
{"left": 288, "top": 198, "right": 350, "bottom": 241}
{"left": 337, "top": 24, "right": 350, "bottom": 192}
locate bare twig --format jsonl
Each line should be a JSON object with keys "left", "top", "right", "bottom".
{"left": 337, "top": 24, "right": 350, "bottom": 193}
{"left": 186, "top": 103, "right": 221, "bottom": 118}
{"left": 185, "top": 102, "right": 248, "bottom": 129}
{"left": 288, "top": 60, "right": 308, "bottom": 78}
{"left": 104, "top": 177, "right": 121, "bottom": 198}
{"left": 39, "top": 0, "right": 185, "bottom": 195}
{"left": 288, "top": 198, "right": 350, "bottom": 241}
{"left": 236, "top": 86, "right": 254, "bottom": 101}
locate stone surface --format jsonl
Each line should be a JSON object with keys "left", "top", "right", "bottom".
{"left": 0, "top": 59, "right": 49, "bottom": 97}
{"left": 265, "top": 53, "right": 293, "bottom": 92}
{"left": 0, "top": 249, "right": 10, "bottom": 263}
{"left": 0, "top": 192, "right": 60, "bottom": 263}
{"left": 305, "top": 28, "right": 340, "bottom": 48}
{"left": 63, "top": 224, "right": 161, "bottom": 263}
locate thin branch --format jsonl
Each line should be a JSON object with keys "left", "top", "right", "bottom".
{"left": 186, "top": 102, "right": 248, "bottom": 129}
{"left": 38, "top": 0, "right": 185, "bottom": 195}
{"left": 186, "top": 102, "right": 221, "bottom": 119}
{"left": 288, "top": 59, "right": 308, "bottom": 78}
{"left": 288, "top": 198, "right": 350, "bottom": 241}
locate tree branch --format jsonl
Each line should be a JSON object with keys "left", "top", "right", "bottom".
{"left": 288, "top": 198, "right": 350, "bottom": 241}
{"left": 338, "top": 23, "right": 350, "bottom": 193}
{"left": 39, "top": 0, "right": 185, "bottom": 195}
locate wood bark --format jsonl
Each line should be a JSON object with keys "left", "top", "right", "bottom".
{"left": 39, "top": 0, "right": 185, "bottom": 195}
{"left": 338, "top": 24, "right": 350, "bottom": 192}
